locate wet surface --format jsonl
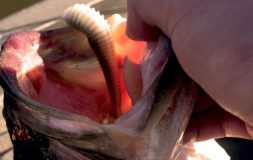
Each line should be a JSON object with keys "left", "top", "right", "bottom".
{"left": 0, "top": 1, "right": 126, "bottom": 160}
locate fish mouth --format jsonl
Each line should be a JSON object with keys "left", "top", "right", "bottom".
{"left": 0, "top": 8, "right": 199, "bottom": 160}
{"left": 0, "top": 27, "right": 132, "bottom": 159}
{"left": 0, "top": 28, "right": 120, "bottom": 123}
{"left": 0, "top": 25, "right": 167, "bottom": 124}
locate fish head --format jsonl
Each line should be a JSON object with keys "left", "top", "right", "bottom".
{"left": 0, "top": 11, "right": 199, "bottom": 160}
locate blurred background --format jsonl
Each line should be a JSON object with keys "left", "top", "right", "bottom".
{"left": 0, "top": 1, "right": 40, "bottom": 19}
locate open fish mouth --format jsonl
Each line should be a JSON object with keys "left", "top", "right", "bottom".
{"left": 0, "top": 28, "right": 120, "bottom": 123}
{"left": 0, "top": 4, "right": 199, "bottom": 160}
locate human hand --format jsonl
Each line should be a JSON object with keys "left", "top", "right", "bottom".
{"left": 126, "top": 0, "right": 253, "bottom": 143}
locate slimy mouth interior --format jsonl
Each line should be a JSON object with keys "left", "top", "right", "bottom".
{"left": 0, "top": 12, "right": 148, "bottom": 125}
{"left": 0, "top": 28, "right": 133, "bottom": 124}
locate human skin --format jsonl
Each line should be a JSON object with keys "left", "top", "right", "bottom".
{"left": 126, "top": 0, "right": 253, "bottom": 143}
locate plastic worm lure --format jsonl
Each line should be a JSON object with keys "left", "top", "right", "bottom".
{"left": 62, "top": 4, "right": 121, "bottom": 118}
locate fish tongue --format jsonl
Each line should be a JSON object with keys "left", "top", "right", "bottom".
{"left": 106, "top": 36, "right": 199, "bottom": 160}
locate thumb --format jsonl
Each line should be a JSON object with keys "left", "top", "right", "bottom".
{"left": 126, "top": 0, "right": 161, "bottom": 41}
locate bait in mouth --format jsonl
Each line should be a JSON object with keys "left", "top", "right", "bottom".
{"left": 0, "top": 3, "right": 217, "bottom": 160}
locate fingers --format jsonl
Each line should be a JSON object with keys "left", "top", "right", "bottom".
{"left": 192, "top": 89, "right": 216, "bottom": 113}
{"left": 183, "top": 106, "right": 253, "bottom": 144}
{"left": 127, "top": 0, "right": 253, "bottom": 143}
{"left": 171, "top": 1, "right": 253, "bottom": 128}
{"left": 126, "top": 0, "right": 161, "bottom": 41}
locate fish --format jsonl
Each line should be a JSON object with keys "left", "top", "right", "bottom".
{"left": 0, "top": 4, "right": 201, "bottom": 160}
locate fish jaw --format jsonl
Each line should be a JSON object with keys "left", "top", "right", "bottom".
{"left": 103, "top": 36, "right": 199, "bottom": 160}
{"left": 0, "top": 14, "right": 199, "bottom": 160}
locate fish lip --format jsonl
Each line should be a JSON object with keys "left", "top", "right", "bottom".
{"left": 0, "top": 67, "right": 104, "bottom": 132}
{"left": 0, "top": 26, "right": 199, "bottom": 160}
{"left": 0, "top": 26, "right": 129, "bottom": 159}
{"left": 0, "top": 30, "right": 173, "bottom": 137}
{"left": 0, "top": 28, "right": 106, "bottom": 133}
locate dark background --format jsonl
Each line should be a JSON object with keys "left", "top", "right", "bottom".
{"left": 217, "top": 138, "right": 253, "bottom": 160}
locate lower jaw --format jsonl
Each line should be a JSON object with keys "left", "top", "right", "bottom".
{"left": 0, "top": 27, "right": 199, "bottom": 160}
